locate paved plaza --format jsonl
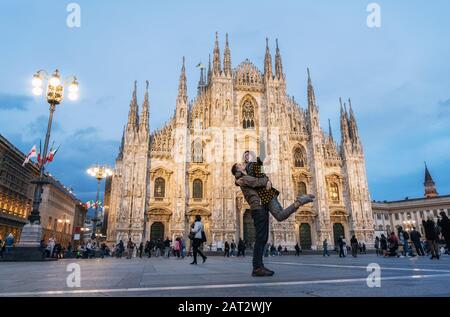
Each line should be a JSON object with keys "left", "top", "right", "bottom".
{"left": 1, "top": 254, "right": 450, "bottom": 297}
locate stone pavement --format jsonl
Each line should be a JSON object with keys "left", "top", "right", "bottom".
{"left": 0, "top": 254, "right": 449, "bottom": 297}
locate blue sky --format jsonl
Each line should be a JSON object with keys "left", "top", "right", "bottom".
{"left": 0, "top": 0, "right": 449, "bottom": 205}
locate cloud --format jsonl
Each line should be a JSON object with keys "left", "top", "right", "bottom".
{"left": 438, "top": 98, "right": 450, "bottom": 118}
{"left": 0, "top": 93, "right": 32, "bottom": 111}
{"left": 96, "top": 96, "right": 115, "bottom": 106}
{"left": 27, "top": 115, "right": 62, "bottom": 136}
{"left": 45, "top": 127, "right": 119, "bottom": 203}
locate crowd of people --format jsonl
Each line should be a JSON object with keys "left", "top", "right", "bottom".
{"left": 223, "top": 239, "right": 247, "bottom": 257}
{"left": 372, "top": 213, "right": 450, "bottom": 259}
{"left": 2, "top": 211, "right": 449, "bottom": 262}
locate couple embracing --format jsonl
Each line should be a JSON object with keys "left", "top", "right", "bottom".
{"left": 231, "top": 151, "right": 315, "bottom": 277}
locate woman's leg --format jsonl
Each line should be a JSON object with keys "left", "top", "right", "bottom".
{"left": 192, "top": 241, "right": 198, "bottom": 263}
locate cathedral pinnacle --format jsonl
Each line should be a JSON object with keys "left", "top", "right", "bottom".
{"left": 223, "top": 33, "right": 232, "bottom": 76}
{"left": 140, "top": 80, "right": 149, "bottom": 132}
{"left": 275, "top": 38, "right": 283, "bottom": 79}
{"left": 264, "top": 37, "right": 273, "bottom": 79}
{"left": 213, "top": 32, "right": 222, "bottom": 75}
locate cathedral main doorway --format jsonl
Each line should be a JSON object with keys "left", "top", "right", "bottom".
{"left": 333, "top": 223, "right": 345, "bottom": 246}
{"left": 299, "top": 223, "right": 312, "bottom": 250}
{"left": 243, "top": 209, "right": 255, "bottom": 248}
{"left": 150, "top": 222, "right": 164, "bottom": 241}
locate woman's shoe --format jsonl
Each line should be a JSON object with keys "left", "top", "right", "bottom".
{"left": 202, "top": 256, "right": 207, "bottom": 263}
{"left": 190, "top": 261, "right": 197, "bottom": 265}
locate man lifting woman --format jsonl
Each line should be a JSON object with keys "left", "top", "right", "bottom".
{"left": 231, "top": 151, "right": 315, "bottom": 277}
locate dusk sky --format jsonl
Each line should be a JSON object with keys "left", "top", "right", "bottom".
{"left": 0, "top": 0, "right": 449, "bottom": 205}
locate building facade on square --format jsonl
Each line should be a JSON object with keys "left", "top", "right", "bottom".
{"left": 39, "top": 175, "right": 79, "bottom": 246}
{"left": 0, "top": 133, "right": 83, "bottom": 246}
{"left": 372, "top": 165, "right": 450, "bottom": 237}
{"left": 0, "top": 134, "right": 39, "bottom": 241}
{"left": 106, "top": 34, "right": 374, "bottom": 249}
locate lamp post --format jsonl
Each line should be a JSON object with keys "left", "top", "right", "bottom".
{"left": 87, "top": 164, "right": 113, "bottom": 240}
{"left": 6, "top": 70, "right": 79, "bottom": 260}
{"left": 29, "top": 69, "right": 79, "bottom": 224}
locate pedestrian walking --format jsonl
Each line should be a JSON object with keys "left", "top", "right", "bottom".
{"left": 230, "top": 239, "right": 236, "bottom": 257}
{"left": 295, "top": 243, "right": 301, "bottom": 256}
{"left": 224, "top": 241, "right": 230, "bottom": 257}
{"left": 374, "top": 237, "right": 380, "bottom": 256}
{"left": 5, "top": 233, "right": 14, "bottom": 254}
{"left": 350, "top": 235, "right": 358, "bottom": 257}
{"left": 410, "top": 227, "right": 425, "bottom": 256}
{"left": 138, "top": 242, "right": 144, "bottom": 258}
{"left": 190, "top": 215, "right": 207, "bottom": 265}
{"left": 423, "top": 217, "right": 440, "bottom": 260}
{"left": 323, "top": 239, "right": 330, "bottom": 256}
{"left": 126, "top": 239, "right": 133, "bottom": 259}
{"left": 338, "top": 236, "right": 346, "bottom": 258}
{"left": 438, "top": 211, "right": 450, "bottom": 254}
{"left": 380, "top": 234, "right": 388, "bottom": 256}
{"left": 237, "top": 238, "right": 245, "bottom": 257}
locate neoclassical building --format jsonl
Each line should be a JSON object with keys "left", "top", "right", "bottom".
{"left": 106, "top": 33, "right": 374, "bottom": 249}
{"left": 372, "top": 164, "right": 450, "bottom": 237}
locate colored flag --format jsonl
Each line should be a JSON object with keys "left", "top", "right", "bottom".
{"left": 85, "top": 200, "right": 94, "bottom": 209}
{"left": 22, "top": 145, "right": 37, "bottom": 166}
{"left": 46, "top": 144, "right": 60, "bottom": 163}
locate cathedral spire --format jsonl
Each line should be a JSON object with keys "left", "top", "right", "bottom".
{"left": 348, "top": 98, "right": 360, "bottom": 143}
{"left": 275, "top": 38, "right": 283, "bottom": 80}
{"left": 424, "top": 162, "right": 438, "bottom": 198}
{"left": 307, "top": 68, "right": 318, "bottom": 111}
{"left": 197, "top": 62, "right": 206, "bottom": 95}
{"left": 264, "top": 37, "right": 273, "bottom": 80}
{"left": 139, "top": 80, "right": 149, "bottom": 132}
{"left": 178, "top": 56, "right": 187, "bottom": 103}
{"left": 117, "top": 126, "right": 125, "bottom": 160}
{"left": 207, "top": 54, "right": 212, "bottom": 84}
{"left": 223, "top": 33, "right": 232, "bottom": 76}
{"left": 127, "top": 81, "right": 139, "bottom": 128}
{"left": 340, "top": 97, "right": 350, "bottom": 144}
{"left": 213, "top": 32, "right": 222, "bottom": 75}
{"left": 328, "top": 118, "right": 334, "bottom": 142}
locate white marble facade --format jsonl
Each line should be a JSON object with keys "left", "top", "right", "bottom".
{"left": 106, "top": 33, "right": 374, "bottom": 250}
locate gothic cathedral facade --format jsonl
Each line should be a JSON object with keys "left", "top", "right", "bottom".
{"left": 106, "top": 33, "right": 374, "bottom": 249}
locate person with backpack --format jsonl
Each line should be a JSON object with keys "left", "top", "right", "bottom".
{"left": 190, "top": 215, "right": 207, "bottom": 265}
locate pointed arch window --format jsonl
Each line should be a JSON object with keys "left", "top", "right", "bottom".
{"left": 293, "top": 147, "right": 305, "bottom": 167}
{"left": 192, "top": 139, "right": 203, "bottom": 163}
{"left": 193, "top": 179, "right": 203, "bottom": 199}
{"left": 154, "top": 177, "right": 165, "bottom": 199}
{"left": 242, "top": 101, "right": 255, "bottom": 129}
{"left": 329, "top": 182, "right": 340, "bottom": 202}
{"left": 295, "top": 181, "right": 307, "bottom": 196}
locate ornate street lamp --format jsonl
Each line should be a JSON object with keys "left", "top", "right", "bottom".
{"left": 87, "top": 164, "right": 113, "bottom": 239}
{"left": 7, "top": 70, "right": 79, "bottom": 260}
{"left": 29, "top": 69, "right": 79, "bottom": 224}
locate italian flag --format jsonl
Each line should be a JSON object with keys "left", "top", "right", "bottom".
{"left": 85, "top": 200, "right": 94, "bottom": 209}
{"left": 46, "top": 145, "right": 60, "bottom": 163}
